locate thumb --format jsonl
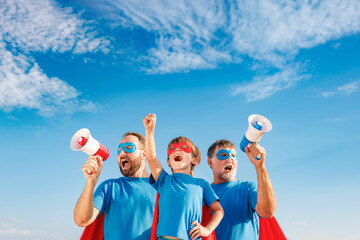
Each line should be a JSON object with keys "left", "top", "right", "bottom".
{"left": 96, "top": 155, "right": 103, "bottom": 166}
{"left": 245, "top": 147, "right": 253, "bottom": 160}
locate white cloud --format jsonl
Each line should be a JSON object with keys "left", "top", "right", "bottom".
{"left": 321, "top": 91, "right": 336, "bottom": 98}
{"left": 0, "top": 0, "right": 110, "bottom": 117}
{"left": 0, "top": 219, "right": 31, "bottom": 237}
{"left": 0, "top": 43, "right": 96, "bottom": 118}
{"left": 0, "top": 0, "right": 110, "bottom": 54}
{"left": 231, "top": 65, "right": 310, "bottom": 102}
{"left": 89, "top": 0, "right": 360, "bottom": 69}
{"left": 337, "top": 81, "right": 359, "bottom": 95}
{"left": 86, "top": 0, "right": 360, "bottom": 99}
{"left": 321, "top": 80, "right": 360, "bottom": 98}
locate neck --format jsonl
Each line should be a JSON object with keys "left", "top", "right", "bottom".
{"left": 172, "top": 169, "right": 192, "bottom": 175}
{"left": 212, "top": 175, "right": 236, "bottom": 184}
{"left": 131, "top": 165, "right": 150, "bottom": 178}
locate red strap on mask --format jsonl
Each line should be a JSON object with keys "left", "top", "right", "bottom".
{"left": 167, "top": 142, "right": 193, "bottom": 155}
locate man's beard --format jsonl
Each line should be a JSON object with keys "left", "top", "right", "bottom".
{"left": 120, "top": 155, "right": 142, "bottom": 177}
{"left": 218, "top": 170, "right": 235, "bottom": 182}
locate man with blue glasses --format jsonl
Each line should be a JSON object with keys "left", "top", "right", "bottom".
{"left": 207, "top": 139, "right": 276, "bottom": 240}
{"left": 74, "top": 132, "right": 157, "bottom": 240}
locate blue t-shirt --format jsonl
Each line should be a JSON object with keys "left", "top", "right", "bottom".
{"left": 94, "top": 177, "right": 157, "bottom": 240}
{"left": 211, "top": 180, "right": 259, "bottom": 240}
{"left": 150, "top": 169, "right": 219, "bottom": 240}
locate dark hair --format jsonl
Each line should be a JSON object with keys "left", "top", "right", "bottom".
{"left": 207, "top": 139, "right": 236, "bottom": 158}
{"left": 167, "top": 136, "right": 201, "bottom": 176}
{"left": 123, "top": 132, "right": 145, "bottom": 150}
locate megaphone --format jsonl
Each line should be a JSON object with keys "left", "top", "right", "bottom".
{"left": 70, "top": 128, "right": 110, "bottom": 169}
{"left": 240, "top": 114, "right": 272, "bottom": 159}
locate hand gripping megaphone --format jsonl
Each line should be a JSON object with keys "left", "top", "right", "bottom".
{"left": 70, "top": 128, "right": 110, "bottom": 173}
{"left": 240, "top": 114, "right": 272, "bottom": 159}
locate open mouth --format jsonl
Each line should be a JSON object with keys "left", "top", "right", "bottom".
{"left": 224, "top": 164, "right": 233, "bottom": 172}
{"left": 121, "top": 158, "right": 130, "bottom": 169}
{"left": 174, "top": 154, "right": 183, "bottom": 161}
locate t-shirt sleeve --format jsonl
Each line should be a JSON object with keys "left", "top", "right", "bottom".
{"left": 248, "top": 182, "right": 258, "bottom": 212}
{"left": 149, "top": 168, "right": 168, "bottom": 191}
{"left": 202, "top": 180, "right": 219, "bottom": 206}
{"left": 93, "top": 181, "right": 107, "bottom": 214}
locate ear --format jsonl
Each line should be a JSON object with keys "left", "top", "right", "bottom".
{"left": 191, "top": 157, "right": 199, "bottom": 166}
{"left": 142, "top": 150, "right": 146, "bottom": 160}
{"left": 167, "top": 159, "right": 171, "bottom": 167}
{"left": 207, "top": 157, "right": 213, "bottom": 168}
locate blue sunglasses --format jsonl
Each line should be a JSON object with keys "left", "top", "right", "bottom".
{"left": 117, "top": 142, "right": 137, "bottom": 155}
{"left": 216, "top": 149, "right": 237, "bottom": 161}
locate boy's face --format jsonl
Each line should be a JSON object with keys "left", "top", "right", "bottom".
{"left": 167, "top": 142, "right": 197, "bottom": 173}
{"left": 117, "top": 135, "right": 144, "bottom": 177}
{"left": 208, "top": 146, "right": 238, "bottom": 183}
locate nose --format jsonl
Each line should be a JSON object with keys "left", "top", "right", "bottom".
{"left": 119, "top": 149, "right": 127, "bottom": 156}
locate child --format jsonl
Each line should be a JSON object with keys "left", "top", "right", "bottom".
{"left": 143, "top": 113, "right": 224, "bottom": 240}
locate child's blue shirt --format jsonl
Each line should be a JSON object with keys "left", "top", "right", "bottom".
{"left": 150, "top": 169, "right": 219, "bottom": 240}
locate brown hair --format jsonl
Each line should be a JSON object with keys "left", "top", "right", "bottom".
{"left": 207, "top": 139, "right": 236, "bottom": 158}
{"left": 167, "top": 136, "right": 201, "bottom": 176}
{"left": 123, "top": 132, "right": 145, "bottom": 150}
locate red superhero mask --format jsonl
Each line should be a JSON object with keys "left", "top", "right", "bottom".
{"left": 167, "top": 142, "right": 193, "bottom": 155}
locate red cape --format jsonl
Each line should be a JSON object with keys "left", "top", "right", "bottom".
{"left": 80, "top": 193, "right": 286, "bottom": 240}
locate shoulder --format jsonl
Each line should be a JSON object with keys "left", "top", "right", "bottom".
{"left": 212, "top": 180, "right": 250, "bottom": 190}
{"left": 193, "top": 177, "right": 212, "bottom": 188}
{"left": 98, "top": 177, "right": 121, "bottom": 187}
{"left": 242, "top": 180, "right": 257, "bottom": 188}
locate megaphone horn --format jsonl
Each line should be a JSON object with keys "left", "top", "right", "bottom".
{"left": 240, "top": 114, "right": 272, "bottom": 159}
{"left": 70, "top": 128, "right": 110, "bottom": 173}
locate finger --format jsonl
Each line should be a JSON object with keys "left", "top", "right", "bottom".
{"left": 87, "top": 155, "right": 97, "bottom": 162}
{"left": 88, "top": 162, "right": 97, "bottom": 172}
{"left": 252, "top": 148, "right": 259, "bottom": 157}
{"left": 190, "top": 228, "right": 198, "bottom": 239}
{"left": 189, "top": 226, "right": 196, "bottom": 235}
{"left": 245, "top": 147, "right": 253, "bottom": 160}
{"left": 83, "top": 164, "right": 95, "bottom": 174}
{"left": 96, "top": 155, "right": 103, "bottom": 165}
{"left": 250, "top": 142, "right": 260, "bottom": 152}
{"left": 88, "top": 159, "right": 99, "bottom": 168}
{"left": 191, "top": 220, "right": 198, "bottom": 226}
{"left": 191, "top": 231, "right": 200, "bottom": 240}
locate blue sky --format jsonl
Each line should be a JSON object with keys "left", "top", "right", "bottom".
{"left": 1, "top": 0, "right": 360, "bottom": 239}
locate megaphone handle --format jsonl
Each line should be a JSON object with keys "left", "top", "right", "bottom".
{"left": 255, "top": 154, "right": 261, "bottom": 160}
{"left": 86, "top": 154, "right": 104, "bottom": 174}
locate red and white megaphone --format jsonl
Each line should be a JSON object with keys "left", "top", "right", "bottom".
{"left": 70, "top": 128, "right": 110, "bottom": 173}
{"left": 240, "top": 114, "right": 272, "bottom": 159}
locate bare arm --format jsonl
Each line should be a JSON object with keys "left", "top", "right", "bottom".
{"left": 189, "top": 201, "right": 224, "bottom": 239}
{"left": 205, "top": 201, "right": 224, "bottom": 233}
{"left": 143, "top": 113, "right": 163, "bottom": 181}
{"left": 246, "top": 143, "right": 276, "bottom": 218}
{"left": 74, "top": 156, "right": 102, "bottom": 227}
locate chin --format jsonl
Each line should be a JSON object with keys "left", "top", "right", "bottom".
{"left": 220, "top": 173, "right": 235, "bottom": 181}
